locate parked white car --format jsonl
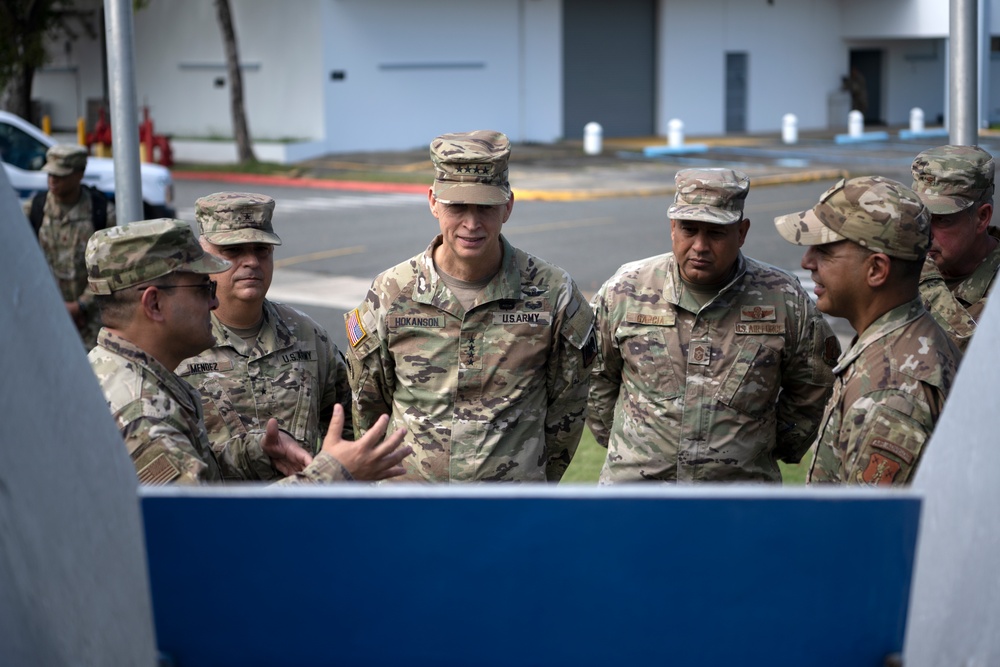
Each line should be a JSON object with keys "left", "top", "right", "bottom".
{"left": 0, "top": 110, "right": 175, "bottom": 217}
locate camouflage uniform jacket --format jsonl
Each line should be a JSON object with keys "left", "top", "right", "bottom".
{"left": 807, "top": 299, "right": 960, "bottom": 486}
{"left": 588, "top": 252, "right": 838, "bottom": 483}
{"left": 345, "top": 234, "right": 596, "bottom": 482}
{"left": 90, "top": 329, "right": 351, "bottom": 485}
{"left": 918, "top": 226, "right": 1000, "bottom": 353}
{"left": 178, "top": 299, "right": 352, "bottom": 481}
{"left": 24, "top": 191, "right": 116, "bottom": 349}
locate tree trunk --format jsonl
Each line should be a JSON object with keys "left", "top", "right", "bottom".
{"left": 213, "top": 0, "right": 255, "bottom": 163}
{"left": 3, "top": 64, "right": 34, "bottom": 120}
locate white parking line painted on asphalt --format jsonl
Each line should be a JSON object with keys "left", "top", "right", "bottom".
{"left": 268, "top": 269, "right": 371, "bottom": 310}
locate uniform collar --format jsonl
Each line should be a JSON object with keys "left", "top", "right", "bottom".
{"left": 834, "top": 297, "right": 926, "bottom": 374}
{"left": 211, "top": 299, "right": 294, "bottom": 356}
{"left": 413, "top": 234, "right": 520, "bottom": 312}
{"left": 96, "top": 328, "right": 198, "bottom": 411}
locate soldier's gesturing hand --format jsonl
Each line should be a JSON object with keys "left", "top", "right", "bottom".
{"left": 260, "top": 418, "right": 314, "bottom": 475}
{"left": 322, "top": 404, "right": 411, "bottom": 481}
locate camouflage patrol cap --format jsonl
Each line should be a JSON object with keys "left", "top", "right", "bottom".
{"left": 86, "top": 219, "right": 231, "bottom": 295}
{"left": 195, "top": 192, "right": 282, "bottom": 245}
{"left": 430, "top": 130, "right": 511, "bottom": 205}
{"left": 911, "top": 145, "right": 995, "bottom": 215}
{"left": 774, "top": 176, "right": 930, "bottom": 261}
{"left": 668, "top": 168, "right": 750, "bottom": 224}
{"left": 42, "top": 144, "right": 88, "bottom": 176}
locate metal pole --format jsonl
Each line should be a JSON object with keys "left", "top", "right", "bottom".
{"left": 950, "top": 0, "right": 978, "bottom": 145}
{"left": 103, "top": 0, "right": 144, "bottom": 223}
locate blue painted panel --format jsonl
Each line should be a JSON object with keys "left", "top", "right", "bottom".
{"left": 142, "top": 491, "right": 920, "bottom": 667}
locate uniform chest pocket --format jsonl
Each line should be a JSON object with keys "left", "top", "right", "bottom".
{"left": 273, "top": 349, "right": 318, "bottom": 441}
{"left": 716, "top": 338, "right": 782, "bottom": 417}
{"left": 615, "top": 323, "right": 682, "bottom": 400}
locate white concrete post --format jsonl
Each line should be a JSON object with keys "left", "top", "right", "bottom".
{"left": 782, "top": 113, "right": 798, "bottom": 145}
{"left": 667, "top": 119, "right": 684, "bottom": 148}
{"left": 583, "top": 122, "right": 603, "bottom": 156}
{"left": 848, "top": 110, "right": 864, "bottom": 138}
{"left": 910, "top": 107, "right": 926, "bottom": 133}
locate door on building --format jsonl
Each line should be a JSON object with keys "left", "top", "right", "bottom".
{"left": 849, "top": 49, "right": 883, "bottom": 126}
{"left": 725, "top": 52, "right": 748, "bottom": 133}
{"left": 563, "top": 0, "right": 656, "bottom": 138}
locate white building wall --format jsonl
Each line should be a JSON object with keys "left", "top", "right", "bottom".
{"left": 320, "top": 0, "right": 541, "bottom": 153}
{"left": 132, "top": 0, "right": 324, "bottom": 141}
{"left": 519, "top": 0, "right": 563, "bottom": 144}
{"left": 22, "top": 0, "right": 1000, "bottom": 154}
{"left": 32, "top": 0, "right": 106, "bottom": 131}
{"left": 883, "top": 39, "right": 947, "bottom": 126}
{"left": 658, "top": 0, "right": 844, "bottom": 135}
{"left": 841, "top": 0, "right": 949, "bottom": 38}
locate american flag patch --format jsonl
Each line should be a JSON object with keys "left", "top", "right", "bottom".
{"left": 346, "top": 308, "right": 367, "bottom": 347}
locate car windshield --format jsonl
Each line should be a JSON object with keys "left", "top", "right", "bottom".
{"left": 0, "top": 122, "right": 48, "bottom": 171}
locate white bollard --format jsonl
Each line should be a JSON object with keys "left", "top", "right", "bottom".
{"left": 782, "top": 113, "right": 798, "bottom": 145}
{"left": 910, "top": 107, "right": 925, "bottom": 133}
{"left": 668, "top": 118, "right": 684, "bottom": 148}
{"left": 848, "top": 110, "right": 864, "bottom": 138}
{"left": 583, "top": 122, "right": 603, "bottom": 156}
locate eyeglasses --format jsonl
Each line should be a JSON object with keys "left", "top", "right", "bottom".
{"left": 137, "top": 280, "right": 217, "bottom": 300}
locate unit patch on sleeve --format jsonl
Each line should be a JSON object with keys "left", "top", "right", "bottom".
{"left": 857, "top": 452, "right": 901, "bottom": 486}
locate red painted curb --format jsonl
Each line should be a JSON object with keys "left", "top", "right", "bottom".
{"left": 172, "top": 170, "right": 428, "bottom": 194}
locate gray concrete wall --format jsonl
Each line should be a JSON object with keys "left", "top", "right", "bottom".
{"left": 0, "top": 171, "right": 156, "bottom": 665}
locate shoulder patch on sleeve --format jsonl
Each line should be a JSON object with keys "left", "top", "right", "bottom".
{"left": 823, "top": 335, "right": 840, "bottom": 366}
{"left": 561, "top": 295, "right": 596, "bottom": 350}
{"left": 581, "top": 328, "right": 598, "bottom": 367}
{"left": 136, "top": 450, "right": 182, "bottom": 485}
{"left": 345, "top": 308, "right": 368, "bottom": 348}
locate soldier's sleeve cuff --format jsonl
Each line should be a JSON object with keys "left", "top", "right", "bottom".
{"left": 305, "top": 452, "right": 355, "bottom": 482}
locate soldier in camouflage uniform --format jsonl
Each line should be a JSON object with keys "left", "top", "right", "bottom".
{"left": 86, "top": 219, "right": 410, "bottom": 485}
{"left": 23, "top": 144, "right": 115, "bottom": 350}
{"left": 775, "top": 176, "right": 961, "bottom": 486}
{"left": 345, "top": 130, "right": 596, "bottom": 482}
{"left": 911, "top": 145, "right": 1000, "bottom": 353}
{"left": 178, "top": 192, "right": 354, "bottom": 481}
{"left": 589, "top": 168, "right": 839, "bottom": 483}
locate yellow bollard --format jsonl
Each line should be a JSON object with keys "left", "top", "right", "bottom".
{"left": 77, "top": 118, "right": 86, "bottom": 147}
{"left": 42, "top": 115, "right": 51, "bottom": 135}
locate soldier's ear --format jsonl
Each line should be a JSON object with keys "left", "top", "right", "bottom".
{"left": 866, "top": 252, "right": 891, "bottom": 288}
{"left": 138, "top": 286, "right": 167, "bottom": 322}
{"left": 975, "top": 201, "right": 992, "bottom": 233}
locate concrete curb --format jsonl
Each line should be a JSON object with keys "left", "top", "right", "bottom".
{"left": 172, "top": 170, "right": 428, "bottom": 194}
{"left": 174, "top": 167, "right": 851, "bottom": 200}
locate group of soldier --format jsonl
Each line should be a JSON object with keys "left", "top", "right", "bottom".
{"left": 28, "top": 130, "right": 997, "bottom": 487}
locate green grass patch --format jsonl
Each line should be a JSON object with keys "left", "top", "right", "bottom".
{"left": 561, "top": 427, "right": 606, "bottom": 483}
{"left": 561, "top": 427, "right": 813, "bottom": 485}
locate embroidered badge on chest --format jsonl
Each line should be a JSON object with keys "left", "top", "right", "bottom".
{"left": 735, "top": 322, "right": 786, "bottom": 335}
{"left": 688, "top": 341, "right": 711, "bottom": 366}
{"left": 493, "top": 312, "right": 550, "bottom": 325}
{"left": 740, "top": 306, "right": 777, "bottom": 321}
